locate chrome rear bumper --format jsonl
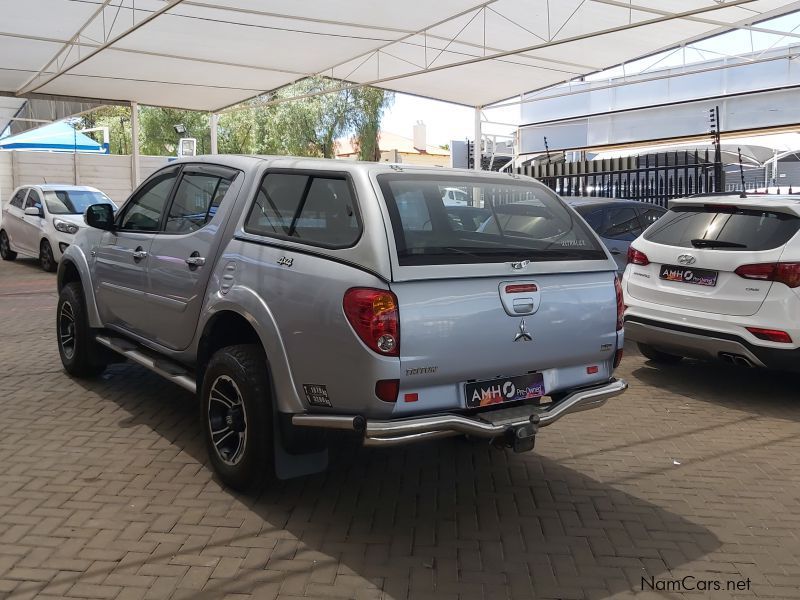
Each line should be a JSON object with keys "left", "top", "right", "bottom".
{"left": 291, "top": 378, "right": 627, "bottom": 448}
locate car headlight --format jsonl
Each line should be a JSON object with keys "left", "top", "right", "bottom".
{"left": 53, "top": 219, "right": 79, "bottom": 235}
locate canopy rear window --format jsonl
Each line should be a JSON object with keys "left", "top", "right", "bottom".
{"left": 643, "top": 206, "right": 800, "bottom": 251}
{"left": 377, "top": 175, "right": 606, "bottom": 266}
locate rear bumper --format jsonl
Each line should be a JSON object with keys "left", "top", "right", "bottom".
{"left": 625, "top": 315, "right": 800, "bottom": 371}
{"left": 291, "top": 378, "right": 627, "bottom": 447}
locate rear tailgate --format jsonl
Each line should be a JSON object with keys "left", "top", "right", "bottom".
{"left": 627, "top": 200, "right": 800, "bottom": 316}
{"left": 392, "top": 272, "right": 618, "bottom": 396}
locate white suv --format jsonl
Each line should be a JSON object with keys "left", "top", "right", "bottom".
{"left": 622, "top": 195, "right": 800, "bottom": 371}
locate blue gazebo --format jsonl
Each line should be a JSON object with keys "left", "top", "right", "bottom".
{"left": 0, "top": 121, "right": 107, "bottom": 153}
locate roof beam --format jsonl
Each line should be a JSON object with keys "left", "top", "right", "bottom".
{"left": 20, "top": 0, "right": 187, "bottom": 96}
{"left": 219, "top": 0, "right": 762, "bottom": 112}
{"left": 17, "top": 0, "right": 116, "bottom": 95}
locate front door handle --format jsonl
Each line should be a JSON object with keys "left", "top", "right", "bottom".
{"left": 186, "top": 254, "right": 206, "bottom": 267}
{"left": 132, "top": 247, "right": 148, "bottom": 261}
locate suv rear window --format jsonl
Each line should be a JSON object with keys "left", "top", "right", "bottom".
{"left": 643, "top": 206, "right": 800, "bottom": 251}
{"left": 377, "top": 174, "right": 605, "bottom": 265}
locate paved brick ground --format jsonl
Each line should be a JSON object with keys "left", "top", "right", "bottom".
{"left": 1, "top": 256, "right": 799, "bottom": 599}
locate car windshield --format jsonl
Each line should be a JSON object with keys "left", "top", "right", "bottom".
{"left": 377, "top": 174, "right": 606, "bottom": 265}
{"left": 44, "top": 190, "right": 115, "bottom": 215}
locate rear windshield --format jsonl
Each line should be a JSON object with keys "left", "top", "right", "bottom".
{"left": 643, "top": 206, "right": 800, "bottom": 251}
{"left": 377, "top": 175, "right": 606, "bottom": 265}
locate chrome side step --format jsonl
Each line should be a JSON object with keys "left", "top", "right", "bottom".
{"left": 95, "top": 335, "right": 196, "bottom": 394}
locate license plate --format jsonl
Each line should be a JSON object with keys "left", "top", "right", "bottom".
{"left": 659, "top": 264, "right": 718, "bottom": 287}
{"left": 465, "top": 372, "right": 545, "bottom": 408}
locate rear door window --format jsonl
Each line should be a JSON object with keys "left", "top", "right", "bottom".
{"left": 245, "top": 172, "right": 361, "bottom": 248}
{"left": 600, "top": 206, "right": 643, "bottom": 241}
{"left": 378, "top": 174, "right": 606, "bottom": 265}
{"left": 644, "top": 206, "right": 800, "bottom": 250}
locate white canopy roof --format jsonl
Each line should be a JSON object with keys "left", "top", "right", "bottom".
{"left": 3, "top": 0, "right": 800, "bottom": 112}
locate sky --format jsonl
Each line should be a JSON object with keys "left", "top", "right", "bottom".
{"left": 380, "top": 93, "right": 521, "bottom": 148}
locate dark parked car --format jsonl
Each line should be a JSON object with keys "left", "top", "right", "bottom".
{"left": 564, "top": 198, "right": 667, "bottom": 271}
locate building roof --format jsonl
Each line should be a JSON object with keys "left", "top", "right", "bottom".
{"left": 2, "top": 1, "right": 799, "bottom": 112}
{"left": 336, "top": 131, "right": 450, "bottom": 157}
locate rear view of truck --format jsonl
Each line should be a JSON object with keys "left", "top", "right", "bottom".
{"left": 296, "top": 169, "right": 627, "bottom": 452}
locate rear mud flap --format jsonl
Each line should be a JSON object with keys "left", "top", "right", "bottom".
{"left": 273, "top": 408, "right": 328, "bottom": 480}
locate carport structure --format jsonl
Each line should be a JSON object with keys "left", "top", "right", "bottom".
{"left": 3, "top": 0, "right": 800, "bottom": 178}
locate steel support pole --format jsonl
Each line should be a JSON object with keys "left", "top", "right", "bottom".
{"left": 210, "top": 113, "right": 219, "bottom": 155}
{"left": 473, "top": 106, "right": 482, "bottom": 171}
{"left": 130, "top": 101, "right": 141, "bottom": 189}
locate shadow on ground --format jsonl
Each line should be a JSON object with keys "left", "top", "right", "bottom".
{"left": 67, "top": 363, "right": 721, "bottom": 599}
{"left": 630, "top": 347, "right": 797, "bottom": 422}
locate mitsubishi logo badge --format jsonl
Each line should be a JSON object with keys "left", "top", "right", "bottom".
{"left": 511, "top": 260, "right": 530, "bottom": 270}
{"left": 514, "top": 319, "right": 533, "bottom": 342}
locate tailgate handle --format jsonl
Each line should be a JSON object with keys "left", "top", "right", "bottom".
{"left": 512, "top": 298, "right": 535, "bottom": 314}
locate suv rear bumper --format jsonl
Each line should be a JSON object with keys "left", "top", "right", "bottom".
{"left": 291, "top": 378, "right": 627, "bottom": 447}
{"left": 626, "top": 315, "right": 800, "bottom": 372}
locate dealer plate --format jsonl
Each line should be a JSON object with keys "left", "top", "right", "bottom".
{"left": 465, "top": 372, "right": 545, "bottom": 408}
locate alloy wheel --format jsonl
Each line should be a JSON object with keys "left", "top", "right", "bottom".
{"left": 58, "top": 300, "right": 76, "bottom": 360}
{"left": 207, "top": 375, "right": 248, "bottom": 466}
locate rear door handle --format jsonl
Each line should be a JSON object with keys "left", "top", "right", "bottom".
{"left": 610, "top": 248, "right": 621, "bottom": 255}
{"left": 132, "top": 248, "right": 148, "bottom": 261}
{"left": 185, "top": 255, "right": 206, "bottom": 267}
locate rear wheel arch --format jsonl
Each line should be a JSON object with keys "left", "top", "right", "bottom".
{"left": 197, "top": 310, "right": 266, "bottom": 380}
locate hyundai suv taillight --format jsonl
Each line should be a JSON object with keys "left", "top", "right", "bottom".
{"left": 627, "top": 246, "right": 650, "bottom": 266}
{"left": 343, "top": 288, "right": 400, "bottom": 356}
{"left": 734, "top": 263, "right": 800, "bottom": 288}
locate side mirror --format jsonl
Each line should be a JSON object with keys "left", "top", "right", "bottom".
{"left": 24, "top": 206, "right": 43, "bottom": 218}
{"left": 85, "top": 203, "right": 115, "bottom": 231}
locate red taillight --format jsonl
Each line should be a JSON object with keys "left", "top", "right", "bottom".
{"left": 375, "top": 379, "right": 399, "bottom": 402}
{"left": 627, "top": 246, "right": 650, "bottom": 266}
{"left": 613, "top": 349, "right": 624, "bottom": 368}
{"left": 735, "top": 263, "right": 800, "bottom": 288}
{"left": 614, "top": 276, "right": 624, "bottom": 331}
{"left": 343, "top": 288, "right": 400, "bottom": 356}
{"left": 746, "top": 327, "right": 792, "bottom": 344}
{"left": 586, "top": 365, "right": 599, "bottom": 374}
{"left": 505, "top": 283, "right": 538, "bottom": 293}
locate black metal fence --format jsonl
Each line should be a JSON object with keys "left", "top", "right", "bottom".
{"left": 518, "top": 150, "right": 724, "bottom": 206}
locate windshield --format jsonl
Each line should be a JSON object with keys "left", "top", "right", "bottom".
{"left": 643, "top": 206, "right": 800, "bottom": 251}
{"left": 44, "top": 190, "right": 116, "bottom": 215}
{"left": 377, "top": 174, "right": 606, "bottom": 265}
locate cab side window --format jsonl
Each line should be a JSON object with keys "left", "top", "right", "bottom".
{"left": 245, "top": 172, "right": 361, "bottom": 248}
{"left": 164, "top": 169, "right": 236, "bottom": 234}
{"left": 119, "top": 167, "right": 179, "bottom": 232}
{"left": 9, "top": 189, "right": 27, "bottom": 209}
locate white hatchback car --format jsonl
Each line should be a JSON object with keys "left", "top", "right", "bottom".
{"left": 1, "top": 184, "right": 116, "bottom": 271}
{"left": 622, "top": 195, "right": 800, "bottom": 372}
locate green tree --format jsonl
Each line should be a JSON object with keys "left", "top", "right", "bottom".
{"left": 77, "top": 78, "right": 393, "bottom": 159}
{"left": 138, "top": 107, "right": 210, "bottom": 156}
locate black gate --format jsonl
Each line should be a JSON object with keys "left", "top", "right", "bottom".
{"left": 518, "top": 150, "right": 724, "bottom": 206}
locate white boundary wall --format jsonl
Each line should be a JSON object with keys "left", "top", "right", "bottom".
{"left": 0, "top": 151, "right": 171, "bottom": 205}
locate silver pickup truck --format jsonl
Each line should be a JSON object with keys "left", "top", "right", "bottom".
{"left": 56, "top": 156, "right": 627, "bottom": 490}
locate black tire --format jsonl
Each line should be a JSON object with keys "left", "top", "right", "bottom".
{"left": 0, "top": 230, "right": 16, "bottom": 261}
{"left": 637, "top": 343, "right": 683, "bottom": 364}
{"left": 201, "top": 344, "right": 273, "bottom": 492}
{"left": 57, "top": 282, "right": 107, "bottom": 377}
{"left": 40, "top": 239, "right": 56, "bottom": 272}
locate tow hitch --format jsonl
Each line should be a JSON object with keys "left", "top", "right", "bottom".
{"left": 498, "top": 413, "right": 540, "bottom": 453}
